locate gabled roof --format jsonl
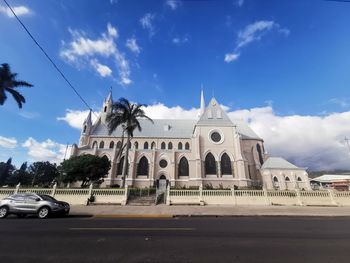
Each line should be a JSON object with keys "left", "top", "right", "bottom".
{"left": 261, "top": 157, "right": 304, "bottom": 170}
{"left": 311, "top": 174, "right": 350, "bottom": 183}
{"left": 196, "top": 97, "right": 234, "bottom": 127}
{"left": 92, "top": 119, "right": 197, "bottom": 138}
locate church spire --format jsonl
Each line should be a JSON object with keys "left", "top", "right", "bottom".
{"left": 200, "top": 85, "right": 205, "bottom": 116}
{"left": 105, "top": 87, "right": 113, "bottom": 103}
{"left": 83, "top": 109, "right": 92, "bottom": 127}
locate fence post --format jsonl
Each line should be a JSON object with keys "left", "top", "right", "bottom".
{"left": 328, "top": 189, "right": 338, "bottom": 206}
{"left": 15, "top": 183, "right": 20, "bottom": 194}
{"left": 199, "top": 184, "right": 204, "bottom": 206}
{"left": 295, "top": 189, "right": 303, "bottom": 206}
{"left": 231, "top": 187, "right": 237, "bottom": 206}
{"left": 263, "top": 187, "right": 270, "bottom": 205}
{"left": 122, "top": 184, "right": 128, "bottom": 206}
{"left": 166, "top": 184, "right": 170, "bottom": 205}
{"left": 51, "top": 183, "right": 57, "bottom": 197}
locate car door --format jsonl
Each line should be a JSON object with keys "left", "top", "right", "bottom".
{"left": 9, "top": 194, "right": 27, "bottom": 212}
{"left": 24, "top": 195, "right": 41, "bottom": 213}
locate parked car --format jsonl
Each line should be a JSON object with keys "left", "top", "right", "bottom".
{"left": 0, "top": 193, "right": 70, "bottom": 219}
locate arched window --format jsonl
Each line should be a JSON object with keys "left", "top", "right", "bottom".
{"left": 168, "top": 142, "right": 173, "bottom": 150}
{"left": 137, "top": 156, "right": 149, "bottom": 176}
{"left": 116, "top": 141, "right": 122, "bottom": 148}
{"left": 178, "top": 157, "right": 189, "bottom": 177}
{"left": 205, "top": 153, "right": 217, "bottom": 175}
{"left": 257, "top": 144, "right": 264, "bottom": 165}
{"left": 109, "top": 141, "right": 114, "bottom": 149}
{"left": 92, "top": 141, "right": 98, "bottom": 149}
{"left": 151, "top": 142, "right": 155, "bottom": 149}
{"left": 104, "top": 106, "right": 107, "bottom": 112}
{"left": 144, "top": 142, "right": 149, "bottom": 149}
{"left": 273, "top": 176, "right": 279, "bottom": 189}
{"left": 99, "top": 141, "right": 104, "bottom": 149}
{"left": 297, "top": 177, "right": 302, "bottom": 182}
{"left": 161, "top": 142, "right": 166, "bottom": 149}
{"left": 220, "top": 153, "right": 232, "bottom": 175}
{"left": 178, "top": 142, "right": 183, "bottom": 150}
{"left": 128, "top": 141, "right": 131, "bottom": 149}
{"left": 83, "top": 125, "right": 87, "bottom": 133}
{"left": 285, "top": 177, "right": 290, "bottom": 181}
{"left": 134, "top": 141, "right": 138, "bottom": 150}
{"left": 117, "top": 156, "right": 128, "bottom": 175}
{"left": 185, "top": 142, "right": 190, "bottom": 150}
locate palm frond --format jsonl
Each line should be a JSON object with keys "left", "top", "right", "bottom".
{"left": 5, "top": 88, "right": 25, "bottom": 108}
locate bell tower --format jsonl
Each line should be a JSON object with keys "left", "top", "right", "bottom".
{"left": 101, "top": 90, "right": 113, "bottom": 123}
{"left": 79, "top": 110, "right": 92, "bottom": 146}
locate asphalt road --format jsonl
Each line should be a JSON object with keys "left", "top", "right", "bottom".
{"left": 1, "top": 215, "right": 350, "bottom": 263}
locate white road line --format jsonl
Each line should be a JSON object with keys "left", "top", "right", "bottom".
{"left": 69, "top": 227, "right": 196, "bottom": 231}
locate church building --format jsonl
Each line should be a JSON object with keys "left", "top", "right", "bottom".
{"left": 70, "top": 91, "right": 311, "bottom": 190}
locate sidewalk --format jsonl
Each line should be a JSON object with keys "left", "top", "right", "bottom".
{"left": 70, "top": 204, "right": 350, "bottom": 218}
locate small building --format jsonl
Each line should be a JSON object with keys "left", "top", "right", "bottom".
{"left": 261, "top": 157, "right": 311, "bottom": 190}
{"left": 310, "top": 174, "right": 350, "bottom": 191}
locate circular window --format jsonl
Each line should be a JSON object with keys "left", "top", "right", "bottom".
{"left": 159, "top": 159, "right": 168, "bottom": 168}
{"left": 211, "top": 132, "right": 221, "bottom": 142}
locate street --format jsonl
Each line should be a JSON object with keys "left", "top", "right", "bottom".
{"left": 1, "top": 216, "right": 350, "bottom": 262}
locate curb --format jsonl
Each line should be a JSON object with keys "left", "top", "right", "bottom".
{"left": 93, "top": 214, "right": 174, "bottom": 219}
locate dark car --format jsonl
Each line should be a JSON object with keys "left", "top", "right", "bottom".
{"left": 0, "top": 193, "right": 70, "bottom": 219}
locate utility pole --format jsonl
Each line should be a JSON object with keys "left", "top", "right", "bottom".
{"left": 345, "top": 137, "right": 350, "bottom": 155}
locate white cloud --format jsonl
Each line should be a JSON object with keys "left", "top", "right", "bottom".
{"left": 166, "top": 0, "right": 181, "bottom": 10}
{"left": 90, "top": 59, "right": 112, "bottom": 77}
{"left": 172, "top": 36, "right": 189, "bottom": 45}
{"left": 140, "top": 13, "right": 156, "bottom": 37}
{"left": 0, "top": 5, "right": 31, "bottom": 18}
{"left": 22, "top": 137, "right": 68, "bottom": 163}
{"left": 224, "top": 52, "right": 240, "bottom": 63}
{"left": 57, "top": 109, "right": 98, "bottom": 130}
{"left": 236, "top": 0, "right": 244, "bottom": 7}
{"left": 126, "top": 38, "right": 141, "bottom": 55}
{"left": 60, "top": 23, "right": 132, "bottom": 85}
{"left": 225, "top": 20, "right": 289, "bottom": 63}
{"left": 59, "top": 103, "right": 350, "bottom": 170}
{"left": 0, "top": 136, "right": 17, "bottom": 149}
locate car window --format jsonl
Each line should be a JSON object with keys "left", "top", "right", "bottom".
{"left": 39, "top": 195, "right": 56, "bottom": 202}
{"left": 11, "top": 194, "right": 25, "bottom": 201}
{"left": 26, "top": 195, "right": 39, "bottom": 201}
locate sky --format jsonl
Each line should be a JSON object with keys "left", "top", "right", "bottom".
{"left": 1, "top": 0, "right": 350, "bottom": 170}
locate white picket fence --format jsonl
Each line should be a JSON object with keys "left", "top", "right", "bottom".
{"left": 166, "top": 186, "right": 350, "bottom": 206}
{"left": 0, "top": 184, "right": 128, "bottom": 205}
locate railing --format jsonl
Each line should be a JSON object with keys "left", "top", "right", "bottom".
{"left": 0, "top": 183, "right": 128, "bottom": 205}
{"left": 166, "top": 187, "right": 350, "bottom": 207}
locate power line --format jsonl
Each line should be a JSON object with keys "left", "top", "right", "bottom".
{"left": 2, "top": 0, "right": 92, "bottom": 112}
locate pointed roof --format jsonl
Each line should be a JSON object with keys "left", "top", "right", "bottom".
{"left": 261, "top": 157, "right": 304, "bottom": 170}
{"left": 105, "top": 89, "right": 113, "bottom": 103}
{"left": 83, "top": 110, "right": 92, "bottom": 126}
{"left": 196, "top": 97, "right": 234, "bottom": 127}
{"left": 200, "top": 88, "right": 205, "bottom": 116}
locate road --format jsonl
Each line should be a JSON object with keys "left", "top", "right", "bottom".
{"left": 1, "top": 215, "right": 350, "bottom": 262}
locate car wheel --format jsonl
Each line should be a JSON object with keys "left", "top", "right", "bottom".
{"left": 38, "top": 206, "right": 50, "bottom": 219}
{"left": 0, "top": 206, "right": 9, "bottom": 219}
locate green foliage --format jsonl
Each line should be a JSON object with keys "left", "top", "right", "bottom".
{"left": 0, "top": 158, "right": 15, "bottom": 186}
{"left": 59, "top": 154, "right": 111, "bottom": 187}
{"left": 28, "top": 161, "right": 59, "bottom": 187}
{"left": 0, "top": 63, "right": 33, "bottom": 108}
{"left": 6, "top": 162, "right": 32, "bottom": 186}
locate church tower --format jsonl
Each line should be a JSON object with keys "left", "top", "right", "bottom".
{"left": 79, "top": 110, "right": 92, "bottom": 146}
{"left": 199, "top": 87, "right": 205, "bottom": 118}
{"left": 101, "top": 90, "right": 113, "bottom": 123}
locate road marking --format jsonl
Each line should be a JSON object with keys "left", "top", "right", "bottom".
{"left": 69, "top": 227, "right": 196, "bottom": 231}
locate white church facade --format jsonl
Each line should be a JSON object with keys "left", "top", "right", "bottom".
{"left": 70, "top": 91, "right": 311, "bottom": 191}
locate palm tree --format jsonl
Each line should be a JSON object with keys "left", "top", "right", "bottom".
{"left": 0, "top": 63, "right": 33, "bottom": 108}
{"left": 106, "top": 97, "right": 153, "bottom": 188}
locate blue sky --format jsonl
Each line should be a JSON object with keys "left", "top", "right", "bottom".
{"left": 1, "top": 0, "right": 350, "bottom": 170}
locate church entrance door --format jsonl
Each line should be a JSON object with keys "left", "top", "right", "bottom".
{"left": 158, "top": 175, "right": 167, "bottom": 194}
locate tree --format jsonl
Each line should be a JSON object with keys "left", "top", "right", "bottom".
{"left": 6, "top": 162, "right": 32, "bottom": 186}
{"left": 106, "top": 98, "right": 153, "bottom": 188}
{"left": 0, "top": 63, "right": 33, "bottom": 108}
{"left": 0, "top": 158, "right": 15, "bottom": 186}
{"left": 59, "top": 155, "right": 111, "bottom": 187}
{"left": 28, "top": 161, "right": 59, "bottom": 187}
